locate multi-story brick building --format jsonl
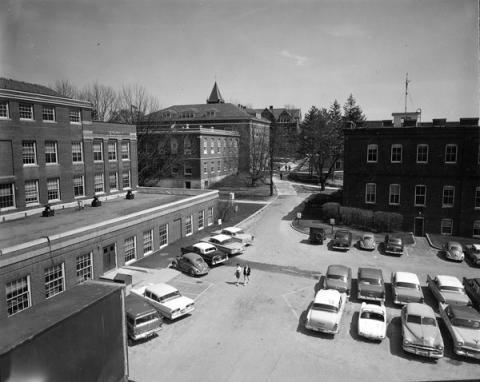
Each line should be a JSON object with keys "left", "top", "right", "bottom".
{"left": 343, "top": 112, "right": 480, "bottom": 237}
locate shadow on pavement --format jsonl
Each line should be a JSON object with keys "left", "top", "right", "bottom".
{"left": 296, "top": 304, "right": 335, "bottom": 340}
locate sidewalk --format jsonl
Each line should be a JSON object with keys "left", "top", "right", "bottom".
{"left": 272, "top": 174, "right": 297, "bottom": 196}
{"left": 426, "top": 232, "right": 480, "bottom": 250}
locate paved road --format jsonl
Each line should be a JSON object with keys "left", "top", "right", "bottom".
{"left": 128, "top": 195, "right": 480, "bottom": 382}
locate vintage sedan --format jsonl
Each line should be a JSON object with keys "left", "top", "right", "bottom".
{"left": 171, "top": 252, "right": 209, "bottom": 276}
{"left": 463, "top": 278, "right": 480, "bottom": 311}
{"left": 383, "top": 234, "right": 404, "bottom": 256}
{"left": 305, "top": 289, "right": 346, "bottom": 334}
{"left": 465, "top": 244, "right": 480, "bottom": 266}
{"left": 359, "top": 233, "right": 376, "bottom": 251}
{"left": 401, "top": 303, "right": 444, "bottom": 359}
{"left": 131, "top": 283, "right": 195, "bottom": 320}
{"left": 439, "top": 303, "right": 480, "bottom": 359}
{"left": 427, "top": 275, "right": 472, "bottom": 306}
{"left": 201, "top": 234, "right": 246, "bottom": 255}
{"left": 358, "top": 302, "right": 387, "bottom": 341}
{"left": 213, "top": 226, "right": 254, "bottom": 246}
{"left": 323, "top": 264, "right": 352, "bottom": 297}
{"left": 357, "top": 267, "right": 386, "bottom": 303}
{"left": 443, "top": 241, "right": 464, "bottom": 262}
{"left": 181, "top": 242, "right": 228, "bottom": 266}
{"left": 391, "top": 271, "right": 424, "bottom": 305}
{"left": 330, "top": 230, "right": 353, "bottom": 251}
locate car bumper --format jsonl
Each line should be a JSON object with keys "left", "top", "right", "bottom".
{"left": 331, "top": 245, "right": 349, "bottom": 251}
{"left": 384, "top": 249, "right": 403, "bottom": 256}
{"left": 455, "top": 347, "right": 480, "bottom": 359}
{"left": 358, "top": 293, "right": 385, "bottom": 302}
{"left": 211, "top": 256, "right": 228, "bottom": 265}
{"left": 305, "top": 321, "right": 338, "bottom": 334}
{"left": 170, "top": 305, "right": 195, "bottom": 320}
{"left": 359, "top": 331, "right": 385, "bottom": 341}
{"left": 403, "top": 345, "right": 443, "bottom": 358}
{"left": 394, "top": 296, "right": 423, "bottom": 305}
{"left": 129, "top": 327, "right": 161, "bottom": 341}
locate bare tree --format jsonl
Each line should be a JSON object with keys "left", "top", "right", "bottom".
{"left": 248, "top": 125, "right": 270, "bottom": 186}
{"left": 78, "top": 82, "right": 118, "bottom": 122}
{"left": 112, "top": 84, "right": 160, "bottom": 124}
{"left": 53, "top": 79, "right": 78, "bottom": 98}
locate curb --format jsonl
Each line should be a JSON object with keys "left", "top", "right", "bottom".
{"left": 290, "top": 219, "right": 308, "bottom": 235}
{"left": 425, "top": 233, "right": 442, "bottom": 250}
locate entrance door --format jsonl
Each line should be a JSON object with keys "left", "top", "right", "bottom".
{"left": 414, "top": 217, "right": 424, "bottom": 237}
{"left": 185, "top": 181, "right": 191, "bottom": 189}
{"left": 171, "top": 218, "right": 182, "bottom": 242}
{"left": 103, "top": 244, "right": 117, "bottom": 272}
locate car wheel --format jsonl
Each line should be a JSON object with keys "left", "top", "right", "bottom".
{"left": 190, "top": 269, "right": 195, "bottom": 277}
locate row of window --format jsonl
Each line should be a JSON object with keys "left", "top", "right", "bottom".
{"left": 364, "top": 183, "right": 480, "bottom": 208}
{"left": 366, "top": 143, "right": 460, "bottom": 164}
{"left": 21, "top": 140, "right": 130, "bottom": 166}
{"left": 162, "top": 111, "right": 217, "bottom": 119}
{"left": 202, "top": 137, "right": 238, "bottom": 155}
{"left": 440, "top": 218, "right": 480, "bottom": 238}
{"left": 0, "top": 101, "right": 82, "bottom": 123}
{"left": 202, "top": 161, "right": 237, "bottom": 175}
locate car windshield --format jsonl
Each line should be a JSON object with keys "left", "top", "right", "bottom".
{"left": 135, "top": 313, "right": 158, "bottom": 325}
{"left": 312, "top": 303, "right": 338, "bottom": 313}
{"left": 395, "top": 282, "right": 419, "bottom": 289}
{"left": 450, "top": 245, "right": 461, "bottom": 251}
{"left": 328, "top": 274, "right": 347, "bottom": 282}
{"left": 407, "top": 314, "right": 437, "bottom": 326}
{"left": 363, "top": 236, "right": 373, "bottom": 241}
{"left": 360, "top": 311, "right": 384, "bottom": 322}
{"left": 204, "top": 248, "right": 215, "bottom": 253}
{"left": 360, "top": 277, "right": 381, "bottom": 285}
{"left": 336, "top": 232, "right": 349, "bottom": 239}
{"left": 159, "top": 291, "right": 181, "bottom": 302}
{"left": 440, "top": 286, "right": 464, "bottom": 293}
{"left": 389, "top": 238, "right": 402, "bottom": 245}
{"left": 452, "top": 318, "right": 480, "bottom": 329}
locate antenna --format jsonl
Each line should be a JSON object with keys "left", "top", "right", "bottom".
{"left": 404, "top": 72, "right": 410, "bottom": 116}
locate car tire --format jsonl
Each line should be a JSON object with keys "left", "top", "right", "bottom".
{"left": 190, "top": 269, "right": 195, "bottom": 277}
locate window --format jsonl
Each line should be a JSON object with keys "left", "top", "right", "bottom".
{"left": 184, "top": 167, "right": 192, "bottom": 176}
{"left": 198, "top": 210, "right": 204, "bottom": 230}
{"left": 109, "top": 172, "right": 118, "bottom": 191}
{"left": 207, "top": 207, "right": 214, "bottom": 226}
{"left": 69, "top": 109, "right": 81, "bottom": 123}
{"left": 441, "top": 219, "right": 453, "bottom": 236}
{"left": 47, "top": 178, "right": 60, "bottom": 201}
{"left": 6, "top": 276, "right": 31, "bottom": 316}
{"left": 45, "top": 263, "right": 65, "bottom": 298}
{"left": 76, "top": 253, "right": 93, "bottom": 282}
{"left": 93, "top": 140, "right": 103, "bottom": 161}
{"left": 159, "top": 224, "right": 168, "bottom": 248}
{"left": 72, "top": 142, "right": 83, "bottom": 163}
{"left": 124, "top": 236, "right": 136, "bottom": 263}
{"left": 203, "top": 162, "right": 207, "bottom": 174}
{"left": 143, "top": 230, "right": 153, "bottom": 255}
{"left": 121, "top": 141, "right": 130, "bottom": 160}
{"left": 442, "top": 186, "right": 455, "bottom": 207}
{"left": 366, "top": 144, "right": 378, "bottom": 163}
{"left": 73, "top": 175, "right": 84, "bottom": 197}
{"left": 210, "top": 138, "right": 214, "bottom": 154}
{"left": 122, "top": 171, "right": 131, "bottom": 189}
{"left": 203, "top": 139, "right": 207, "bottom": 154}
{"left": 206, "top": 110, "right": 215, "bottom": 117}
{"left": 108, "top": 141, "right": 117, "bottom": 161}
{"left": 19, "top": 103, "right": 33, "bottom": 120}
{"left": 415, "top": 185, "right": 427, "bottom": 206}
{"left": 45, "top": 141, "right": 58, "bottom": 164}
{"left": 416, "top": 144, "right": 428, "bottom": 163}
{"left": 42, "top": 105, "right": 55, "bottom": 121}
{"left": 0, "top": 100, "right": 9, "bottom": 119}
{"left": 170, "top": 138, "right": 178, "bottom": 154}
{"left": 171, "top": 168, "right": 179, "bottom": 176}
{"left": 475, "top": 187, "right": 480, "bottom": 209}
{"left": 389, "top": 184, "right": 400, "bottom": 205}
{"left": 391, "top": 144, "right": 402, "bottom": 163}
{"left": 473, "top": 221, "right": 480, "bottom": 238}
{"left": 94, "top": 173, "right": 105, "bottom": 193}
{"left": 184, "top": 137, "right": 191, "bottom": 155}
{"left": 25, "top": 180, "right": 39, "bottom": 205}
{"left": 365, "top": 183, "right": 376, "bottom": 204}
{"left": 216, "top": 161, "right": 220, "bottom": 173}
{"left": 185, "top": 215, "right": 193, "bottom": 236}
{"left": 217, "top": 138, "right": 221, "bottom": 153}
{"left": 445, "top": 144, "right": 457, "bottom": 163}
{"left": 0, "top": 183, "right": 15, "bottom": 209}
{"left": 22, "top": 141, "right": 37, "bottom": 165}
{"left": 210, "top": 161, "right": 215, "bottom": 173}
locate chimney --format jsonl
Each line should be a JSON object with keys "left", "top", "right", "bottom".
{"left": 269, "top": 106, "right": 273, "bottom": 110}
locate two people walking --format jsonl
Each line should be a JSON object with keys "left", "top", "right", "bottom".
{"left": 235, "top": 263, "right": 251, "bottom": 286}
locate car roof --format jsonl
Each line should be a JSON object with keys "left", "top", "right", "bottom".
{"left": 448, "top": 304, "right": 480, "bottom": 321}
{"left": 405, "top": 302, "right": 435, "bottom": 317}
{"left": 211, "top": 234, "right": 231, "bottom": 241}
{"left": 447, "top": 241, "right": 462, "bottom": 248}
{"left": 327, "top": 264, "right": 350, "bottom": 276}
{"left": 182, "top": 252, "right": 202, "bottom": 261}
{"left": 193, "top": 242, "right": 215, "bottom": 250}
{"left": 436, "top": 275, "right": 463, "bottom": 288}
{"left": 360, "top": 302, "right": 385, "bottom": 315}
{"left": 125, "top": 293, "right": 157, "bottom": 316}
{"left": 472, "top": 244, "right": 480, "bottom": 250}
{"left": 394, "top": 272, "right": 420, "bottom": 284}
{"left": 147, "top": 283, "right": 178, "bottom": 296}
{"left": 224, "top": 226, "right": 242, "bottom": 233}
{"left": 358, "top": 267, "right": 382, "bottom": 278}
{"left": 363, "top": 233, "right": 374, "bottom": 239}
{"left": 314, "top": 289, "right": 342, "bottom": 305}
{"left": 336, "top": 230, "right": 351, "bottom": 235}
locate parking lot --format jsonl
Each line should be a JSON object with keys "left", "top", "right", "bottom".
{"left": 128, "top": 195, "right": 480, "bottom": 382}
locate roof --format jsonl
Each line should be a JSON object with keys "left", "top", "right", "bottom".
{"left": 437, "top": 275, "right": 463, "bottom": 288}
{"left": 224, "top": 227, "right": 242, "bottom": 233}
{"left": 327, "top": 264, "right": 350, "bottom": 276}
{"left": 147, "top": 283, "right": 178, "bottom": 297}
{"left": 182, "top": 252, "right": 202, "bottom": 261}
{"left": 394, "top": 272, "right": 420, "bottom": 284}
{"left": 447, "top": 241, "right": 462, "bottom": 249}
{"left": 253, "top": 107, "right": 301, "bottom": 121}
{"left": 193, "top": 242, "right": 215, "bottom": 251}
{"left": 358, "top": 267, "right": 383, "bottom": 278}
{"left": 207, "top": 82, "right": 224, "bottom": 104}
{"left": 449, "top": 304, "right": 480, "bottom": 321}
{"left": 314, "top": 289, "right": 341, "bottom": 305}
{"left": 405, "top": 302, "right": 435, "bottom": 317}
{"left": 472, "top": 244, "right": 480, "bottom": 251}
{"left": 211, "top": 234, "right": 231, "bottom": 242}
{"left": 0, "top": 77, "right": 64, "bottom": 97}
{"left": 125, "top": 293, "right": 157, "bottom": 316}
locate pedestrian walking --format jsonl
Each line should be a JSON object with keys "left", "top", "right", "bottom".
{"left": 280, "top": 171, "right": 283, "bottom": 180}
{"left": 234, "top": 264, "right": 242, "bottom": 286}
{"left": 243, "top": 264, "right": 251, "bottom": 285}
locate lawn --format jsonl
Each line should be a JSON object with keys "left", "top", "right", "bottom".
{"left": 217, "top": 200, "right": 267, "bottom": 225}
{"left": 211, "top": 172, "right": 274, "bottom": 200}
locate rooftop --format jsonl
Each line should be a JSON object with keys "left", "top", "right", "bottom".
{"left": 0, "top": 77, "right": 63, "bottom": 97}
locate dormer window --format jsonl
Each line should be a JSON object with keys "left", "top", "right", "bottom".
{"left": 163, "top": 112, "right": 171, "bottom": 119}
{"left": 181, "top": 111, "right": 194, "bottom": 118}
{"left": 206, "top": 110, "right": 216, "bottom": 117}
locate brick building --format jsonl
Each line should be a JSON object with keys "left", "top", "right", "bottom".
{"left": 343, "top": 112, "right": 480, "bottom": 237}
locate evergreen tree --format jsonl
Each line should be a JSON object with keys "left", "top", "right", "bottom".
{"left": 343, "top": 94, "right": 366, "bottom": 127}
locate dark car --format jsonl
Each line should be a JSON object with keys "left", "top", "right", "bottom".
{"left": 465, "top": 244, "right": 480, "bottom": 267}
{"left": 463, "top": 278, "right": 480, "bottom": 311}
{"left": 181, "top": 242, "right": 228, "bottom": 266}
{"left": 383, "top": 234, "right": 404, "bottom": 256}
{"left": 331, "top": 230, "right": 353, "bottom": 251}
{"left": 323, "top": 264, "right": 352, "bottom": 297}
{"left": 171, "top": 252, "right": 209, "bottom": 276}
{"left": 309, "top": 226, "right": 326, "bottom": 245}
{"left": 357, "top": 267, "right": 386, "bottom": 303}
{"left": 125, "top": 293, "right": 162, "bottom": 343}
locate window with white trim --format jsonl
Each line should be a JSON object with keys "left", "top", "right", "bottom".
{"left": 109, "top": 172, "right": 118, "bottom": 191}
{"left": 217, "top": 161, "right": 221, "bottom": 173}
{"left": 69, "top": 109, "right": 81, "bottom": 123}
{"left": 207, "top": 207, "right": 213, "bottom": 226}
{"left": 6, "top": 276, "right": 31, "bottom": 316}
{"left": 391, "top": 144, "right": 402, "bottom": 163}
{"left": 159, "top": 224, "right": 168, "bottom": 248}
{"left": 184, "top": 167, "right": 192, "bottom": 176}
{"left": 210, "top": 161, "right": 215, "bottom": 173}
{"left": 93, "top": 140, "right": 103, "bottom": 161}
{"left": 367, "top": 144, "right": 378, "bottom": 163}
{"left": 122, "top": 171, "right": 131, "bottom": 189}
{"left": 365, "top": 183, "right": 376, "bottom": 204}
{"left": 203, "top": 139, "right": 207, "bottom": 154}
{"left": 124, "top": 236, "right": 136, "bottom": 263}
{"left": 416, "top": 144, "right": 428, "bottom": 163}
{"left": 442, "top": 186, "right": 455, "bottom": 207}
{"left": 22, "top": 141, "right": 37, "bottom": 165}
{"left": 473, "top": 220, "right": 480, "bottom": 238}
{"left": 170, "top": 138, "right": 178, "bottom": 154}
{"left": 143, "top": 230, "right": 153, "bottom": 255}
{"left": 0, "top": 183, "right": 15, "bottom": 209}
{"left": 42, "top": 105, "right": 55, "bottom": 121}
{"left": 210, "top": 138, "right": 214, "bottom": 154}
{"left": 25, "top": 180, "right": 39, "bottom": 205}
{"left": 121, "top": 141, "right": 130, "bottom": 160}
{"left": 108, "top": 141, "right": 117, "bottom": 161}
{"left": 475, "top": 187, "right": 480, "bottom": 209}
{"left": 445, "top": 144, "right": 457, "bottom": 163}
{"left": 441, "top": 219, "right": 453, "bottom": 236}
{"left": 415, "top": 185, "right": 427, "bottom": 206}
{"left": 203, "top": 162, "right": 207, "bottom": 174}
{"left": 0, "top": 100, "right": 9, "bottom": 119}
{"left": 19, "top": 103, "right": 33, "bottom": 120}
{"left": 45, "top": 141, "right": 58, "bottom": 164}
{"left": 73, "top": 175, "right": 84, "bottom": 197}
{"left": 171, "top": 167, "right": 179, "bottom": 176}
{"left": 47, "top": 178, "right": 60, "bottom": 202}
{"left": 217, "top": 138, "right": 221, "bottom": 153}
{"left": 76, "top": 253, "right": 93, "bottom": 282}
{"left": 94, "top": 173, "right": 105, "bottom": 193}
{"left": 45, "top": 263, "right": 65, "bottom": 298}
{"left": 185, "top": 215, "right": 193, "bottom": 236}
{"left": 72, "top": 142, "right": 83, "bottom": 163}
{"left": 389, "top": 184, "right": 400, "bottom": 205}
{"left": 198, "top": 210, "right": 204, "bottom": 230}
{"left": 184, "top": 136, "right": 191, "bottom": 155}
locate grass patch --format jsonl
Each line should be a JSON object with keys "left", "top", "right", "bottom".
{"left": 218, "top": 201, "right": 266, "bottom": 225}
{"left": 212, "top": 172, "right": 273, "bottom": 200}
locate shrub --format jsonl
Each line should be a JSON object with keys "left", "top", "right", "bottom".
{"left": 373, "top": 211, "right": 403, "bottom": 232}
{"left": 321, "top": 202, "right": 341, "bottom": 220}
{"left": 339, "top": 206, "right": 373, "bottom": 229}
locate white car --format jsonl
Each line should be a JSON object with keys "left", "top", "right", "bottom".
{"left": 358, "top": 302, "right": 387, "bottom": 341}
{"left": 214, "top": 226, "right": 254, "bottom": 246}
{"left": 391, "top": 271, "right": 424, "bottom": 305}
{"left": 305, "top": 289, "right": 346, "bottom": 334}
{"left": 131, "top": 283, "right": 195, "bottom": 320}
{"left": 200, "top": 234, "right": 246, "bottom": 255}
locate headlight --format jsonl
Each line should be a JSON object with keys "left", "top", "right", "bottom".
{"left": 435, "top": 344, "right": 444, "bottom": 350}
{"left": 457, "top": 340, "right": 464, "bottom": 347}
{"left": 333, "top": 323, "right": 338, "bottom": 331}
{"left": 171, "top": 308, "right": 180, "bottom": 314}
{"left": 404, "top": 339, "right": 411, "bottom": 345}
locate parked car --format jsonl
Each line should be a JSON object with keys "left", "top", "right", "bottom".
{"left": 463, "top": 278, "right": 480, "bottom": 311}
{"left": 439, "top": 303, "right": 480, "bottom": 359}
{"left": 358, "top": 302, "right": 387, "bottom": 341}
{"left": 323, "top": 264, "right": 352, "bottom": 297}
{"left": 125, "top": 293, "right": 162, "bottom": 343}
{"left": 427, "top": 275, "right": 471, "bottom": 306}
{"left": 401, "top": 303, "right": 444, "bottom": 359}
{"left": 357, "top": 267, "right": 386, "bottom": 303}
{"left": 331, "top": 230, "right": 353, "bottom": 251}
{"left": 383, "top": 234, "right": 404, "bottom": 256}
{"left": 171, "top": 252, "right": 209, "bottom": 276}
{"left": 305, "top": 289, "right": 346, "bottom": 334}
{"left": 213, "top": 226, "right": 254, "bottom": 245}
{"left": 442, "top": 241, "right": 465, "bottom": 262}
{"left": 131, "top": 283, "right": 195, "bottom": 320}
{"left": 181, "top": 242, "right": 228, "bottom": 266}
{"left": 465, "top": 244, "right": 480, "bottom": 267}
{"left": 200, "top": 234, "right": 246, "bottom": 255}
{"left": 359, "top": 233, "right": 376, "bottom": 251}
{"left": 391, "top": 271, "right": 424, "bottom": 305}
{"left": 309, "top": 226, "right": 326, "bottom": 245}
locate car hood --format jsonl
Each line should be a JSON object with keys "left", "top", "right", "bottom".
{"left": 405, "top": 322, "right": 443, "bottom": 348}
{"left": 359, "top": 318, "right": 386, "bottom": 337}
{"left": 451, "top": 326, "right": 480, "bottom": 349}
{"left": 440, "top": 291, "right": 470, "bottom": 305}
{"left": 447, "top": 249, "right": 463, "bottom": 259}
{"left": 325, "top": 279, "right": 348, "bottom": 293}
{"left": 394, "top": 287, "right": 423, "bottom": 301}
{"left": 308, "top": 309, "right": 339, "bottom": 327}
{"left": 162, "top": 296, "right": 194, "bottom": 311}
{"left": 235, "top": 233, "right": 254, "bottom": 242}
{"left": 360, "top": 239, "right": 375, "bottom": 249}
{"left": 223, "top": 241, "right": 244, "bottom": 249}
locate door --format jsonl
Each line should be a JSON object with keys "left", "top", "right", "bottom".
{"left": 185, "top": 181, "right": 191, "bottom": 189}
{"left": 171, "top": 218, "right": 182, "bottom": 242}
{"left": 103, "top": 244, "right": 117, "bottom": 272}
{"left": 414, "top": 217, "right": 424, "bottom": 237}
